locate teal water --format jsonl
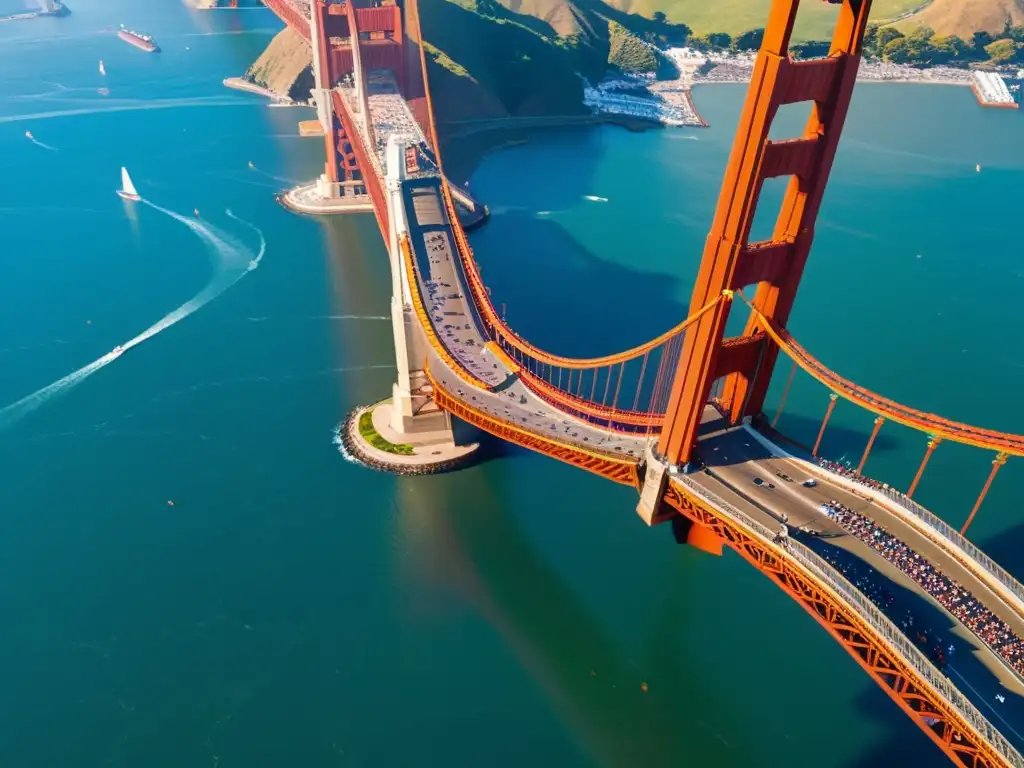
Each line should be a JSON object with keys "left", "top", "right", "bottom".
{"left": 1, "top": 2, "right": 1021, "bottom": 766}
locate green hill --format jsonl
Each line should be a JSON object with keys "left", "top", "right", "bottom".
{"left": 418, "top": 0, "right": 688, "bottom": 122}
{"left": 586, "top": 0, "right": 924, "bottom": 39}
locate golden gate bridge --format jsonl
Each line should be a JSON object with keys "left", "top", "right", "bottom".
{"left": 247, "top": 0, "right": 1024, "bottom": 763}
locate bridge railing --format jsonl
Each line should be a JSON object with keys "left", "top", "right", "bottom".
{"left": 817, "top": 464, "right": 1024, "bottom": 615}
{"left": 673, "top": 473, "right": 1024, "bottom": 767}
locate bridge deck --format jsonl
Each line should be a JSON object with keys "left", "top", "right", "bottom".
{"left": 401, "top": 179, "right": 647, "bottom": 460}
{"left": 693, "top": 418, "right": 1024, "bottom": 709}
{"left": 338, "top": 72, "right": 430, "bottom": 180}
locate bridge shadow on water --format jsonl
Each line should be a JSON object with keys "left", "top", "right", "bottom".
{"left": 698, "top": 413, "right": 900, "bottom": 468}
{"left": 977, "top": 522, "right": 1024, "bottom": 590}
{"left": 400, "top": 467, "right": 767, "bottom": 766}
{"left": 801, "top": 533, "right": 1024, "bottom": 753}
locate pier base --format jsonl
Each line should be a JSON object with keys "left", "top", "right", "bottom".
{"left": 279, "top": 179, "right": 375, "bottom": 215}
{"left": 342, "top": 398, "right": 478, "bottom": 475}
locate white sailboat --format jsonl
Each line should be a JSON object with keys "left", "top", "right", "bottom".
{"left": 117, "top": 167, "right": 140, "bottom": 201}
{"left": 99, "top": 59, "right": 106, "bottom": 76}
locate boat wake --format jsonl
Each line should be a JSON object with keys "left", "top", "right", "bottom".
{"left": 226, "top": 208, "right": 266, "bottom": 270}
{"left": 582, "top": 195, "right": 608, "bottom": 203}
{"left": 0, "top": 96, "right": 250, "bottom": 125}
{"left": 249, "top": 165, "right": 300, "bottom": 187}
{"left": 0, "top": 203, "right": 264, "bottom": 429}
{"left": 27, "top": 135, "right": 58, "bottom": 151}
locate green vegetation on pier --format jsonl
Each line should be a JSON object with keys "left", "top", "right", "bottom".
{"left": 359, "top": 411, "right": 415, "bottom": 456}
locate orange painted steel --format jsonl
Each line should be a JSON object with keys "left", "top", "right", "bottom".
{"left": 517, "top": 371, "right": 663, "bottom": 430}
{"left": 661, "top": 481, "right": 1011, "bottom": 768}
{"left": 657, "top": 0, "right": 874, "bottom": 466}
{"left": 331, "top": 90, "right": 389, "bottom": 241}
{"left": 961, "top": 453, "right": 1009, "bottom": 536}
{"left": 908, "top": 437, "right": 941, "bottom": 499}
{"left": 812, "top": 393, "right": 839, "bottom": 457}
{"left": 741, "top": 295, "right": 1024, "bottom": 456}
{"left": 856, "top": 416, "right": 884, "bottom": 474}
{"left": 404, "top": 0, "right": 441, "bottom": 155}
{"left": 262, "top": 0, "right": 310, "bottom": 39}
{"left": 427, "top": 368, "right": 641, "bottom": 486}
{"left": 491, "top": 294, "right": 723, "bottom": 370}
{"left": 770, "top": 359, "right": 797, "bottom": 428}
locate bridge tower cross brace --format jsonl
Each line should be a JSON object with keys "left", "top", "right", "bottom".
{"left": 657, "top": 0, "right": 872, "bottom": 467}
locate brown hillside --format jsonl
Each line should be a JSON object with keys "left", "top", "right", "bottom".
{"left": 498, "top": 0, "right": 598, "bottom": 37}
{"left": 898, "top": 0, "right": 1024, "bottom": 36}
{"left": 244, "top": 26, "right": 313, "bottom": 100}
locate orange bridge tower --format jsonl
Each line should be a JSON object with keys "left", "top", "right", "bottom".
{"left": 657, "top": 0, "right": 873, "bottom": 470}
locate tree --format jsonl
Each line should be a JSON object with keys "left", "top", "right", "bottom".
{"left": 883, "top": 37, "right": 911, "bottom": 63}
{"left": 691, "top": 31, "right": 731, "bottom": 51}
{"left": 876, "top": 27, "right": 904, "bottom": 50}
{"left": 790, "top": 40, "right": 831, "bottom": 59}
{"left": 607, "top": 21, "right": 659, "bottom": 73}
{"left": 931, "top": 35, "right": 969, "bottom": 63}
{"left": 732, "top": 28, "right": 764, "bottom": 51}
{"left": 1008, "top": 26, "right": 1024, "bottom": 43}
{"left": 651, "top": 11, "right": 666, "bottom": 23}
{"left": 972, "top": 31, "right": 993, "bottom": 52}
{"left": 863, "top": 23, "right": 880, "bottom": 56}
{"left": 985, "top": 38, "right": 1021, "bottom": 64}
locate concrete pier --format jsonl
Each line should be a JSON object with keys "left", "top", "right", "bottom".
{"left": 345, "top": 135, "right": 479, "bottom": 472}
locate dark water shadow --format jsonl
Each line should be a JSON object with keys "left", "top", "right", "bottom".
{"left": 474, "top": 210, "right": 689, "bottom": 359}
{"left": 697, "top": 412, "right": 900, "bottom": 469}
{"left": 401, "top": 468, "right": 758, "bottom": 766}
{"left": 978, "top": 521, "right": 1024, "bottom": 588}
{"left": 799, "top": 536, "right": 1024, "bottom": 759}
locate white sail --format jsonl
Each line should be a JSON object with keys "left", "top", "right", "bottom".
{"left": 99, "top": 60, "right": 106, "bottom": 76}
{"left": 120, "top": 167, "right": 138, "bottom": 197}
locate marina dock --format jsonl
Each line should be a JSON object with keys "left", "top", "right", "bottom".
{"left": 971, "top": 71, "right": 1019, "bottom": 109}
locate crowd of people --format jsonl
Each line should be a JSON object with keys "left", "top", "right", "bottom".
{"left": 818, "top": 457, "right": 891, "bottom": 494}
{"left": 820, "top": 498, "right": 1024, "bottom": 675}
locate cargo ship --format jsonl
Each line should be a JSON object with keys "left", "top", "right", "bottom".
{"left": 117, "top": 25, "right": 159, "bottom": 53}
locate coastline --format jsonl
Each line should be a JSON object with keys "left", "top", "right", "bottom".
{"left": 440, "top": 113, "right": 659, "bottom": 182}
{"left": 223, "top": 76, "right": 294, "bottom": 103}
{"left": 443, "top": 69, "right": 971, "bottom": 181}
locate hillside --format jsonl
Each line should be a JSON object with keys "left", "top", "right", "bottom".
{"left": 243, "top": 26, "right": 314, "bottom": 101}
{"left": 600, "top": 0, "right": 923, "bottom": 38}
{"left": 497, "top": 0, "right": 600, "bottom": 37}
{"left": 897, "top": 0, "right": 1024, "bottom": 37}
{"left": 241, "top": 0, "right": 687, "bottom": 126}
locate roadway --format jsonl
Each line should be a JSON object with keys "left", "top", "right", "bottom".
{"left": 690, "top": 413, "right": 1024, "bottom": 744}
